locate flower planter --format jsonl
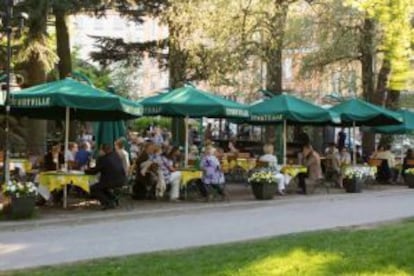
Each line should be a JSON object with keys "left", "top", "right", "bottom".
{"left": 404, "top": 174, "right": 414, "bottom": 188}
{"left": 251, "top": 182, "right": 276, "bottom": 200}
{"left": 343, "top": 177, "right": 363, "bottom": 193}
{"left": 5, "top": 195, "right": 36, "bottom": 219}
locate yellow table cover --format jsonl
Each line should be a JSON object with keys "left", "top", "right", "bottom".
{"left": 179, "top": 170, "right": 203, "bottom": 187}
{"left": 281, "top": 165, "right": 307, "bottom": 177}
{"left": 38, "top": 171, "right": 97, "bottom": 193}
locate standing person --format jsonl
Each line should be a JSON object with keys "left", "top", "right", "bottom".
{"left": 86, "top": 144, "right": 126, "bottom": 210}
{"left": 337, "top": 128, "right": 346, "bottom": 149}
{"left": 298, "top": 144, "right": 322, "bottom": 194}
{"left": 115, "top": 138, "right": 130, "bottom": 177}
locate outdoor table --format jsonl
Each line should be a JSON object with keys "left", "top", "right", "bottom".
{"left": 281, "top": 165, "right": 307, "bottom": 178}
{"left": 0, "top": 158, "right": 32, "bottom": 173}
{"left": 178, "top": 169, "right": 203, "bottom": 187}
{"left": 235, "top": 158, "right": 256, "bottom": 171}
{"left": 177, "top": 169, "right": 203, "bottom": 200}
{"left": 37, "top": 170, "right": 98, "bottom": 208}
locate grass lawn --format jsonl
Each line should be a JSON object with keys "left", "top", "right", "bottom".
{"left": 4, "top": 220, "right": 414, "bottom": 276}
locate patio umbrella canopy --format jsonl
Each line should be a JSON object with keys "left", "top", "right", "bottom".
{"left": 140, "top": 85, "right": 249, "bottom": 166}
{"left": 330, "top": 98, "right": 403, "bottom": 165}
{"left": 365, "top": 109, "right": 414, "bottom": 135}
{"left": 140, "top": 85, "right": 249, "bottom": 119}
{"left": 249, "top": 93, "right": 340, "bottom": 124}
{"left": 6, "top": 78, "right": 142, "bottom": 208}
{"left": 329, "top": 98, "right": 402, "bottom": 127}
{"left": 248, "top": 93, "right": 341, "bottom": 165}
{"left": 9, "top": 78, "right": 143, "bottom": 121}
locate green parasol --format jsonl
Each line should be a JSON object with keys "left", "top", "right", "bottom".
{"left": 140, "top": 84, "right": 249, "bottom": 165}
{"left": 249, "top": 93, "right": 341, "bottom": 165}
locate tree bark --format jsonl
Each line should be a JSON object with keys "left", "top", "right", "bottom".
{"left": 359, "top": 18, "right": 377, "bottom": 156}
{"left": 54, "top": 8, "right": 79, "bottom": 141}
{"left": 168, "top": 23, "right": 187, "bottom": 146}
{"left": 55, "top": 9, "right": 72, "bottom": 79}
{"left": 24, "top": 7, "right": 49, "bottom": 156}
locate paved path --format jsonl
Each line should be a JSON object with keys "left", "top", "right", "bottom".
{"left": 1, "top": 189, "right": 414, "bottom": 271}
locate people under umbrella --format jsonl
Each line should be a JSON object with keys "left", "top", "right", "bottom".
{"left": 17, "top": 118, "right": 407, "bottom": 211}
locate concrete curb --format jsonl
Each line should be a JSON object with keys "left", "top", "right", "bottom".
{"left": 0, "top": 187, "right": 409, "bottom": 232}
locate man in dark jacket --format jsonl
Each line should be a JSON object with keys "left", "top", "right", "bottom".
{"left": 86, "top": 144, "right": 126, "bottom": 210}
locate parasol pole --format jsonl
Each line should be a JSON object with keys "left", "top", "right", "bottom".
{"left": 283, "top": 119, "right": 287, "bottom": 166}
{"left": 352, "top": 121, "right": 356, "bottom": 165}
{"left": 185, "top": 115, "right": 189, "bottom": 167}
{"left": 63, "top": 107, "right": 70, "bottom": 208}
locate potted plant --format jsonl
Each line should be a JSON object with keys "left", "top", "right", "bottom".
{"left": 2, "top": 181, "right": 37, "bottom": 219}
{"left": 404, "top": 168, "right": 414, "bottom": 188}
{"left": 248, "top": 170, "right": 277, "bottom": 200}
{"left": 342, "top": 166, "right": 376, "bottom": 193}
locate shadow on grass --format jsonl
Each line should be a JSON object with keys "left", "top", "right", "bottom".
{"left": 5, "top": 220, "right": 414, "bottom": 276}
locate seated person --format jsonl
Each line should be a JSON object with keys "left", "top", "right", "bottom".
{"left": 199, "top": 146, "right": 226, "bottom": 200}
{"left": 324, "top": 144, "right": 341, "bottom": 187}
{"left": 259, "top": 144, "right": 286, "bottom": 195}
{"left": 160, "top": 148, "right": 182, "bottom": 201}
{"left": 132, "top": 142, "right": 159, "bottom": 199}
{"left": 86, "top": 144, "right": 126, "bottom": 210}
{"left": 65, "top": 142, "right": 78, "bottom": 170}
{"left": 298, "top": 144, "right": 322, "bottom": 194}
{"left": 402, "top": 148, "right": 414, "bottom": 178}
{"left": 75, "top": 142, "right": 91, "bottom": 170}
{"left": 188, "top": 145, "right": 200, "bottom": 161}
{"left": 228, "top": 137, "right": 239, "bottom": 154}
{"left": 44, "top": 144, "right": 64, "bottom": 171}
{"left": 372, "top": 144, "right": 394, "bottom": 182}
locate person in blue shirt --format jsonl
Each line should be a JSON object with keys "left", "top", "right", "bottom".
{"left": 75, "top": 142, "right": 91, "bottom": 169}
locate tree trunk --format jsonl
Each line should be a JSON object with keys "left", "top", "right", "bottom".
{"left": 264, "top": 2, "right": 289, "bottom": 163}
{"left": 24, "top": 11, "right": 49, "bottom": 155}
{"left": 168, "top": 23, "right": 187, "bottom": 146}
{"left": 55, "top": 9, "right": 72, "bottom": 79}
{"left": 359, "top": 18, "right": 377, "bottom": 156}
{"left": 55, "top": 9, "right": 78, "bottom": 142}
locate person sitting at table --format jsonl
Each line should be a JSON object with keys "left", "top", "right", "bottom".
{"left": 402, "top": 148, "right": 414, "bottom": 178}
{"left": 228, "top": 137, "right": 239, "bottom": 154}
{"left": 298, "top": 143, "right": 322, "bottom": 194}
{"left": 372, "top": 144, "right": 394, "bottom": 182}
{"left": 160, "top": 147, "right": 182, "bottom": 201}
{"left": 115, "top": 138, "right": 130, "bottom": 177}
{"left": 86, "top": 144, "right": 126, "bottom": 210}
{"left": 65, "top": 142, "right": 78, "bottom": 169}
{"left": 75, "top": 142, "right": 91, "bottom": 170}
{"left": 199, "top": 145, "right": 227, "bottom": 200}
{"left": 44, "top": 144, "right": 64, "bottom": 171}
{"left": 259, "top": 144, "right": 286, "bottom": 195}
{"left": 132, "top": 142, "right": 158, "bottom": 199}
{"left": 324, "top": 143, "right": 341, "bottom": 187}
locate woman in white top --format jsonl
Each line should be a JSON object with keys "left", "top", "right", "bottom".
{"left": 259, "top": 144, "right": 286, "bottom": 195}
{"left": 115, "top": 138, "right": 130, "bottom": 176}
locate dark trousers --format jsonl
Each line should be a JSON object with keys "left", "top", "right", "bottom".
{"left": 91, "top": 182, "right": 116, "bottom": 206}
{"left": 197, "top": 181, "right": 224, "bottom": 198}
{"left": 297, "top": 172, "right": 307, "bottom": 194}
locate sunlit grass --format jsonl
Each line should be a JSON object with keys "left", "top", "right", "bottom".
{"left": 4, "top": 220, "right": 414, "bottom": 276}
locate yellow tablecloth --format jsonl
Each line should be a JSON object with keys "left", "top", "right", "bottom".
{"left": 38, "top": 171, "right": 97, "bottom": 193}
{"left": 179, "top": 170, "right": 203, "bottom": 187}
{"left": 226, "top": 158, "right": 256, "bottom": 171}
{"left": 1, "top": 159, "right": 32, "bottom": 172}
{"left": 281, "top": 165, "right": 307, "bottom": 178}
